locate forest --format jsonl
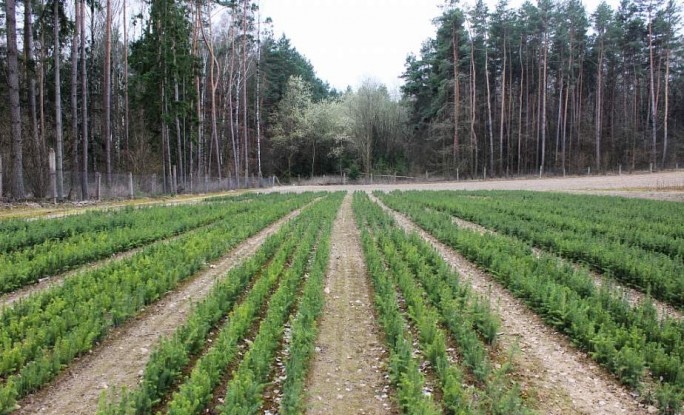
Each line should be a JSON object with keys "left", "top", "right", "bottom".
{"left": 0, "top": 0, "right": 682, "bottom": 199}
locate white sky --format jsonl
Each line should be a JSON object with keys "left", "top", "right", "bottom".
{"left": 259, "top": 0, "right": 617, "bottom": 91}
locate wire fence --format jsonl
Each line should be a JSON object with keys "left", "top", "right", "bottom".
{"left": 1, "top": 168, "right": 276, "bottom": 201}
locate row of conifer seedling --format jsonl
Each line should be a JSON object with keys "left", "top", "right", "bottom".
{"left": 0, "top": 192, "right": 318, "bottom": 413}
{"left": 98, "top": 193, "right": 342, "bottom": 415}
{"left": 353, "top": 192, "right": 530, "bottom": 415}
{"left": 377, "top": 190, "right": 684, "bottom": 413}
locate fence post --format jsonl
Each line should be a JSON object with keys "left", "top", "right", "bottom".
{"left": 619, "top": 164, "right": 622, "bottom": 176}
{"left": 650, "top": 163, "right": 653, "bottom": 173}
{"left": 49, "top": 148, "right": 57, "bottom": 204}
{"left": 539, "top": 165, "right": 543, "bottom": 178}
{"left": 189, "top": 172, "right": 193, "bottom": 193}
{"left": 172, "top": 165, "right": 177, "bottom": 194}
{"left": 204, "top": 174, "right": 208, "bottom": 193}
{"left": 456, "top": 168, "right": 459, "bottom": 181}
{"left": 96, "top": 172, "right": 101, "bottom": 201}
{"left": 128, "top": 172, "right": 134, "bottom": 199}
{"left": 483, "top": 166, "right": 487, "bottom": 180}
{"left": 588, "top": 166, "right": 591, "bottom": 175}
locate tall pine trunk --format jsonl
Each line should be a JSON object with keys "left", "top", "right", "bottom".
{"left": 104, "top": 0, "right": 112, "bottom": 186}
{"left": 647, "top": 11, "right": 658, "bottom": 169}
{"left": 595, "top": 36, "right": 604, "bottom": 172}
{"left": 256, "top": 4, "right": 262, "bottom": 179}
{"left": 499, "top": 36, "right": 506, "bottom": 175}
{"left": 54, "top": 0, "right": 64, "bottom": 200}
{"left": 662, "top": 49, "right": 669, "bottom": 166}
{"left": 228, "top": 25, "right": 239, "bottom": 186}
{"left": 25, "top": 0, "right": 43, "bottom": 196}
{"left": 70, "top": 0, "right": 79, "bottom": 195}
{"left": 540, "top": 33, "right": 548, "bottom": 172}
{"left": 452, "top": 25, "right": 460, "bottom": 164}
{"left": 242, "top": 0, "right": 249, "bottom": 181}
{"left": 193, "top": 3, "right": 203, "bottom": 179}
{"left": 123, "top": 0, "right": 129, "bottom": 169}
{"left": 469, "top": 36, "right": 477, "bottom": 175}
{"left": 80, "top": 0, "right": 89, "bottom": 199}
{"left": 6, "top": 0, "right": 25, "bottom": 198}
{"left": 485, "top": 43, "right": 494, "bottom": 175}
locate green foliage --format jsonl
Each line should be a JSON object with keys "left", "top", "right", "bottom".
{"left": 377, "top": 190, "right": 684, "bottom": 413}
{"left": 355, "top": 193, "right": 529, "bottom": 414}
{"left": 129, "top": 0, "right": 196, "bottom": 138}
{"left": 97, "top": 201, "right": 306, "bottom": 415}
{"left": 0, "top": 193, "right": 318, "bottom": 413}
{"left": 404, "top": 190, "right": 684, "bottom": 307}
{"left": 0, "top": 201, "right": 259, "bottom": 293}
{"left": 353, "top": 193, "right": 442, "bottom": 415}
{"left": 344, "top": 81, "right": 408, "bottom": 176}
{"left": 279, "top": 194, "right": 342, "bottom": 414}
{"left": 218, "top": 195, "right": 341, "bottom": 415}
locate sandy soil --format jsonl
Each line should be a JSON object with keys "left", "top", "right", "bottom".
{"left": 14, "top": 207, "right": 305, "bottom": 415}
{"left": 270, "top": 171, "right": 684, "bottom": 201}
{"left": 3, "top": 171, "right": 680, "bottom": 221}
{"left": 369, "top": 193, "right": 649, "bottom": 415}
{"left": 304, "top": 194, "right": 396, "bottom": 415}
{"left": 0, "top": 190, "right": 250, "bottom": 220}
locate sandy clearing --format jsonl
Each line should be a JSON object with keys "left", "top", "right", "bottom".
{"left": 304, "top": 194, "right": 396, "bottom": 415}
{"left": 14, "top": 206, "right": 305, "bottom": 415}
{"left": 368, "top": 193, "right": 648, "bottom": 415}
{"left": 0, "top": 190, "right": 251, "bottom": 220}
{"left": 267, "top": 171, "right": 684, "bottom": 201}
{"left": 3, "top": 171, "right": 681, "bottom": 221}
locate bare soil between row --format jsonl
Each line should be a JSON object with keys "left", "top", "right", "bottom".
{"left": 368, "top": 193, "right": 648, "bottom": 414}
{"left": 14, "top": 207, "right": 304, "bottom": 415}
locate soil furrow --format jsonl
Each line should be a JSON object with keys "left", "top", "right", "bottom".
{"left": 13, "top": 206, "right": 305, "bottom": 415}
{"left": 304, "top": 194, "right": 396, "bottom": 415}
{"left": 369, "top": 192, "right": 648, "bottom": 415}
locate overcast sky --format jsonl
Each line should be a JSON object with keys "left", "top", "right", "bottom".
{"left": 259, "top": 0, "right": 617, "bottom": 92}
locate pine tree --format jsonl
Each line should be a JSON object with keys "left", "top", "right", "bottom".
{"left": 6, "top": 0, "right": 25, "bottom": 198}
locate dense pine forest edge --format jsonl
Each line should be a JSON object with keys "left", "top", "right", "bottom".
{"left": 0, "top": 0, "right": 682, "bottom": 200}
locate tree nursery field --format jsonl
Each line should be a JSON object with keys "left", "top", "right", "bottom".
{"left": 0, "top": 189, "right": 682, "bottom": 414}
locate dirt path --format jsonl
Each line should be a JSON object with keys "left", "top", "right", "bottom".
{"left": 304, "top": 194, "right": 396, "bottom": 415}
{"left": 447, "top": 215, "right": 683, "bottom": 321}
{"left": 268, "top": 171, "right": 684, "bottom": 202}
{"left": 0, "top": 190, "right": 250, "bottom": 220}
{"left": 14, "top": 207, "right": 305, "bottom": 415}
{"left": 369, "top": 193, "right": 649, "bottom": 415}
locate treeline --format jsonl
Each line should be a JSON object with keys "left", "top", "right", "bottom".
{"left": 0, "top": 0, "right": 339, "bottom": 200}
{"left": 404, "top": 0, "right": 683, "bottom": 177}
{"left": 1, "top": 0, "right": 683, "bottom": 200}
